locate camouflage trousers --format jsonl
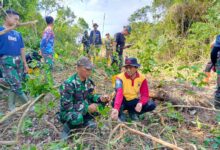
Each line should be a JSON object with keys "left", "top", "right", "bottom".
{"left": 0, "top": 55, "right": 24, "bottom": 95}
{"left": 42, "top": 53, "right": 54, "bottom": 70}
{"left": 59, "top": 100, "right": 88, "bottom": 126}
{"left": 59, "top": 101, "right": 103, "bottom": 128}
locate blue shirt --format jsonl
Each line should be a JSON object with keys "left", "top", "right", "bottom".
{"left": 89, "top": 30, "right": 102, "bottom": 45}
{"left": 214, "top": 35, "right": 220, "bottom": 47}
{"left": 0, "top": 26, "right": 24, "bottom": 56}
{"left": 40, "top": 27, "right": 55, "bottom": 54}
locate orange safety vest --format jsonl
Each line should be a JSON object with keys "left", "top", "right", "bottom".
{"left": 117, "top": 72, "right": 145, "bottom": 101}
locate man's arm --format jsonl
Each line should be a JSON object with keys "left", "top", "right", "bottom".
{"left": 139, "top": 79, "right": 149, "bottom": 105}
{"left": 21, "top": 48, "right": 29, "bottom": 73}
{"left": 123, "top": 43, "right": 133, "bottom": 50}
{"left": 99, "top": 31, "right": 102, "bottom": 45}
{"left": 59, "top": 82, "right": 75, "bottom": 112}
{"left": 89, "top": 31, "right": 93, "bottom": 44}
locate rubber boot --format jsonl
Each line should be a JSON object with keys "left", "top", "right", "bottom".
{"left": 203, "top": 72, "right": 211, "bottom": 83}
{"left": 60, "top": 123, "right": 71, "bottom": 140}
{"left": 118, "top": 105, "right": 126, "bottom": 122}
{"left": 17, "top": 93, "right": 29, "bottom": 104}
{"left": 8, "top": 91, "right": 16, "bottom": 111}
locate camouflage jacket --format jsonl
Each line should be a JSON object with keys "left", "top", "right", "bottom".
{"left": 59, "top": 73, "right": 100, "bottom": 115}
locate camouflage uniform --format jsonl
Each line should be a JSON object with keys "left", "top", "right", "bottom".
{"left": 42, "top": 53, "right": 53, "bottom": 70}
{"left": 0, "top": 55, "right": 24, "bottom": 95}
{"left": 59, "top": 73, "right": 102, "bottom": 127}
{"left": 105, "top": 38, "right": 113, "bottom": 58}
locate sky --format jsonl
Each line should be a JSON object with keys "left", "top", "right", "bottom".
{"left": 64, "top": 0, "right": 152, "bottom": 36}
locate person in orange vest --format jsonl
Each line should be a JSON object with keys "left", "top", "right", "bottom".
{"left": 111, "top": 57, "right": 156, "bottom": 121}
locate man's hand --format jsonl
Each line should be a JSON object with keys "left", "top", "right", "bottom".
{"left": 100, "top": 95, "right": 110, "bottom": 103}
{"left": 124, "top": 44, "right": 133, "bottom": 49}
{"left": 88, "top": 103, "right": 98, "bottom": 113}
{"left": 24, "top": 63, "right": 29, "bottom": 73}
{"left": 135, "top": 103, "right": 142, "bottom": 113}
{"left": 111, "top": 108, "right": 119, "bottom": 120}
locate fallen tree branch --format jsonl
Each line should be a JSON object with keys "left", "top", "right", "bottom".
{"left": 0, "top": 140, "right": 17, "bottom": 145}
{"left": 158, "top": 105, "right": 220, "bottom": 112}
{"left": 44, "top": 118, "right": 60, "bottom": 135}
{"left": 16, "top": 94, "right": 45, "bottom": 143}
{"left": 0, "top": 80, "right": 10, "bottom": 90}
{"left": 109, "top": 123, "right": 184, "bottom": 150}
{"left": 0, "top": 101, "right": 32, "bottom": 124}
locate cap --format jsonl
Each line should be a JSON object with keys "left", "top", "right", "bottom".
{"left": 124, "top": 25, "right": 131, "bottom": 34}
{"left": 77, "top": 56, "right": 94, "bottom": 69}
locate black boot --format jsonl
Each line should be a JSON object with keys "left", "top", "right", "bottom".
{"left": 128, "top": 111, "right": 139, "bottom": 121}
{"left": 83, "top": 113, "right": 97, "bottom": 128}
{"left": 83, "top": 119, "right": 97, "bottom": 128}
{"left": 118, "top": 104, "right": 126, "bottom": 122}
{"left": 60, "top": 123, "right": 71, "bottom": 140}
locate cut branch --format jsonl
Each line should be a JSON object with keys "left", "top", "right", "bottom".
{"left": 109, "top": 123, "right": 184, "bottom": 150}
{"left": 15, "top": 94, "right": 45, "bottom": 142}
{"left": 0, "top": 101, "right": 31, "bottom": 124}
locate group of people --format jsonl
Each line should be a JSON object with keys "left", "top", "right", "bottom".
{"left": 58, "top": 56, "right": 156, "bottom": 139}
{"left": 0, "top": 10, "right": 55, "bottom": 112}
{"left": 0, "top": 9, "right": 157, "bottom": 140}
{"left": 82, "top": 23, "right": 132, "bottom": 70}
{"left": 59, "top": 23, "right": 156, "bottom": 138}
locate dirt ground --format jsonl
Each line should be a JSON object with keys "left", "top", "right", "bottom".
{"left": 0, "top": 55, "right": 219, "bottom": 149}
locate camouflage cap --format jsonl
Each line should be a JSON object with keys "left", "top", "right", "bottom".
{"left": 77, "top": 56, "right": 94, "bottom": 69}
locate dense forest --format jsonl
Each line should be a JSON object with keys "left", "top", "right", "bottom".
{"left": 0, "top": 0, "right": 220, "bottom": 149}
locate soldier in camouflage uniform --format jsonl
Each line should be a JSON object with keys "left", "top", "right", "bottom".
{"left": 58, "top": 56, "right": 109, "bottom": 139}
{"left": 0, "top": 10, "right": 29, "bottom": 112}
{"left": 82, "top": 30, "right": 90, "bottom": 56}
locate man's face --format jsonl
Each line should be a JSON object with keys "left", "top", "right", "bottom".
{"left": 94, "top": 25, "right": 98, "bottom": 30}
{"left": 6, "top": 14, "right": 19, "bottom": 26}
{"left": 77, "top": 66, "right": 92, "bottom": 80}
{"left": 123, "top": 29, "right": 130, "bottom": 36}
{"left": 125, "top": 65, "right": 137, "bottom": 77}
{"left": 106, "top": 34, "right": 110, "bottom": 38}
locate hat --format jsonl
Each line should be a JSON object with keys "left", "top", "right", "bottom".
{"left": 124, "top": 25, "right": 131, "bottom": 34}
{"left": 93, "top": 23, "right": 98, "bottom": 27}
{"left": 77, "top": 56, "right": 94, "bottom": 69}
{"left": 123, "top": 57, "right": 140, "bottom": 67}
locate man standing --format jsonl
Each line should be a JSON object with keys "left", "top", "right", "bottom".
{"left": 89, "top": 23, "right": 102, "bottom": 57}
{"left": 0, "top": 9, "right": 29, "bottom": 111}
{"left": 105, "top": 33, "right": 113, "bottom": 61}
{"left": 111, "top": 57, "right": 156, "bottom": 121}
{"left": 112, "top": 26, "right": 132, "bottom": 70}
{"left": 211, "top": 35, "right": 220, "bottom": 109}
{"left": 58, "top": 57, "right": 109, "bottom": 139}
{"left": 82, "top": 30, "right": 90, "bottom": 56}
{"left": 40, "top": 16, "right": 55, "bottom": 70}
